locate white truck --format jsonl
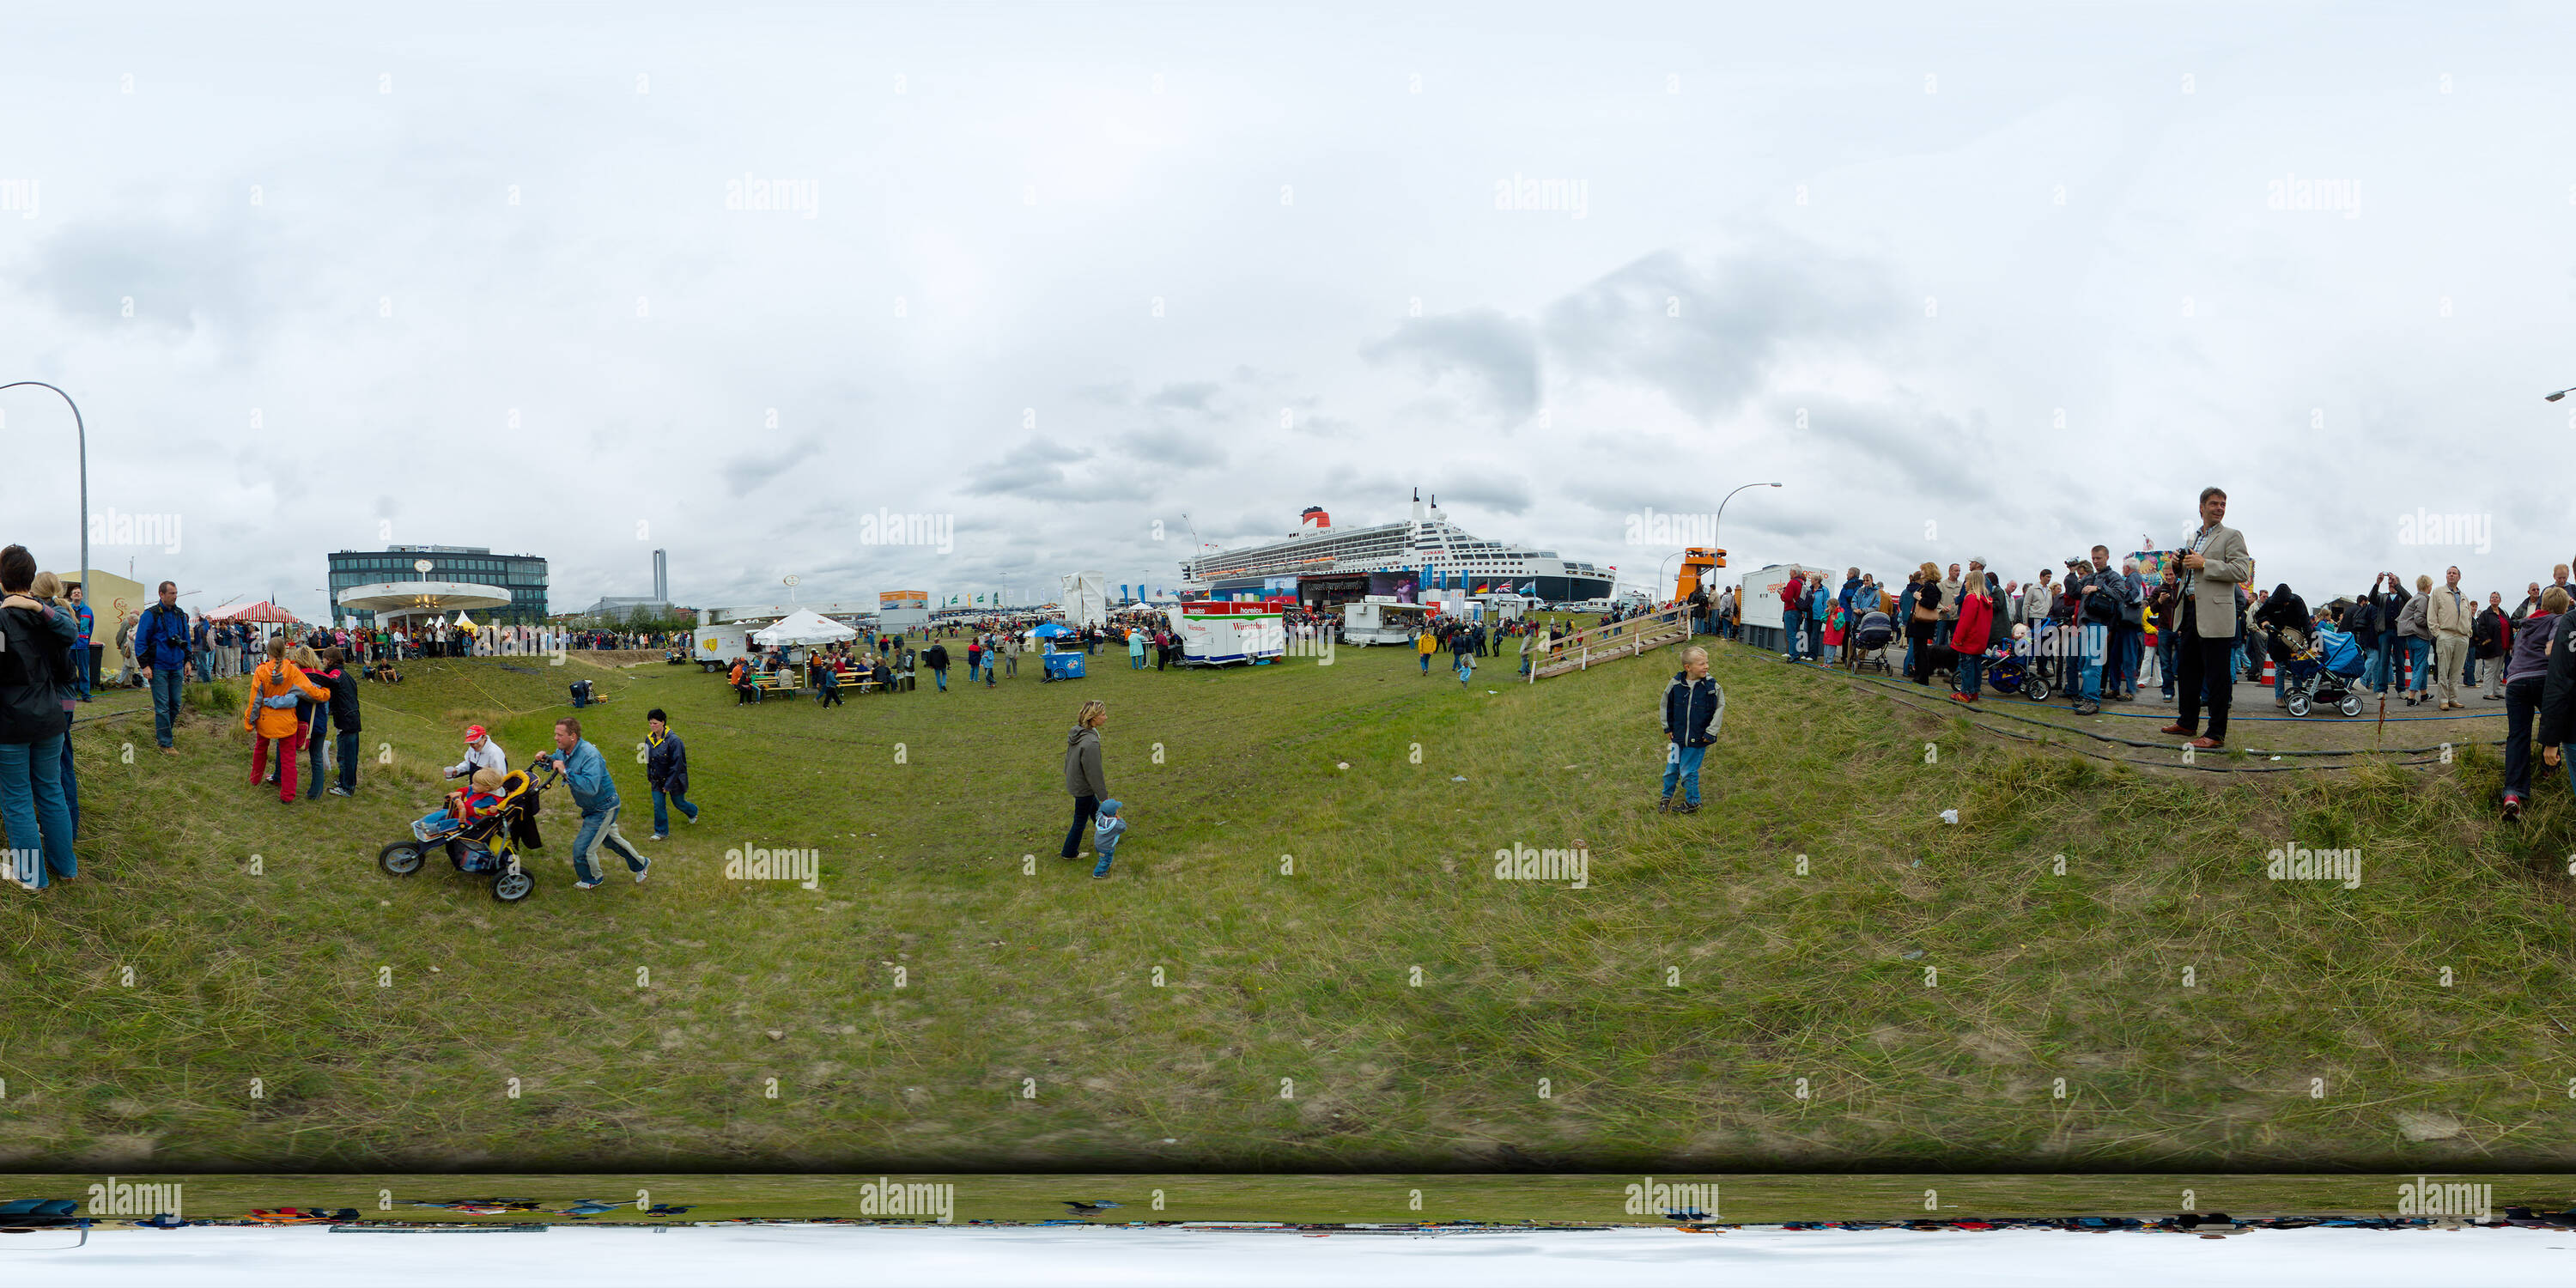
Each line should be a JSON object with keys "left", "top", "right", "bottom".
{"left": 690, "top": 623, "right": 754, "bottom": 672}
{"left": 1339, "top": 598, "right": 1433, "bottom": 647}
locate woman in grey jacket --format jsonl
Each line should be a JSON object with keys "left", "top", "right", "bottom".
{"left": 1060, "top": 699, "right": 1109, "bottom": 860}
{"left": 2396, "top": 576, "right": 2435, "bottom": 706}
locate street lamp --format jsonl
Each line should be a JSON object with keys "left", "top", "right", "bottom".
{"left": 2547, "top": 386, "right": 2576, "bottom": 402}
{"left": 2, "top": 381, "right": 87, "bottom": 617}
{"left": 1714, "top": 482, "right": 1783, "bottom": 549}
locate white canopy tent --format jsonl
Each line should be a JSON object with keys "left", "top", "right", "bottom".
{"left": 751, "top": 609, "right": 859, "bottom": 647}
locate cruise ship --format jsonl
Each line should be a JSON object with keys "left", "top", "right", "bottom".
{"left": 1181, "top": 490, "right": 1615, "bottom": 605}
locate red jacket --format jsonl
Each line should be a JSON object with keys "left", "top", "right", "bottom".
{"left": 1779, "top": 579, "right": 1806, "bottom": 613}
{"left": 1952, "top": 587, "right": 1994, "bottom": 656}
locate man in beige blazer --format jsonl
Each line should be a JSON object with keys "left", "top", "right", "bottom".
{"left": 2160, "top": 486, "right": 2254, "bottom": 749}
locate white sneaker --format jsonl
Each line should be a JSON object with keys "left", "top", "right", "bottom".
{"left": 634, "top": 860, "right": 652, "bottom": 884}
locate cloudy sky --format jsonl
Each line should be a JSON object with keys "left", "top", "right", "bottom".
{"left": 6, "top": 1, "right": 2573, "bottom": 619}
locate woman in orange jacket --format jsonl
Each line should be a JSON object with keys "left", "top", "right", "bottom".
{"left": 242, "top": 636, "right": 330, "bottom": 803}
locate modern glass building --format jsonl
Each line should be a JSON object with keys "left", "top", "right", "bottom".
{"left": 327, "top": 544, "right": 549, "bottom": 624}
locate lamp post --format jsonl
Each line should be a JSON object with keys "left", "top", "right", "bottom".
{"left": 2, "top": 380, "right": 87, "bottom": 618}
{"left": 2545, "top": 386, "right": 2576, "bottom": 402}
{"left": 1714, "top": 481, "right": 1781, "bottom": 644}
{"left": 1714, "top": 482, "right": 1783, "bottom": 550}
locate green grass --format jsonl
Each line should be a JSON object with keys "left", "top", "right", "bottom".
{"left": 2, "top": 636, "right": 2573, "bottom": 1174}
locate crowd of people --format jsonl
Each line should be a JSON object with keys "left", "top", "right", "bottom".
{"left": 1670, "top": 486, "right": 2576, "bottom": 821}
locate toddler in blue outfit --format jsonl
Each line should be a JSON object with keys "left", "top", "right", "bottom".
{"left": 1091, "top": 799, "right": 1127, "bottom": 878}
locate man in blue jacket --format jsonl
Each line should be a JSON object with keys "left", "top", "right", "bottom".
{"left": 191, "top": 612, "right": 213, "bottom": 682}
{"left": 533, "top": 715, "right": 651, "bottom": 890}
{"left": 132, "top": 580, "right": 193, "bottom": 753}
{"left": 1657, "top": 646, "right": 1724, "bottom": 815}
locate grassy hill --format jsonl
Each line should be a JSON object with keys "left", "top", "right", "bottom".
{"left": 1, "top": 635, "right": 2571, "bottom": 1173}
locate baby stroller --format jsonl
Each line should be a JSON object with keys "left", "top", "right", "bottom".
{"left": 1849, "top": 610, "right": 1896, "bottom": 674}
{"left": 1980, "top": 629, "right": 2050, "bottom": 702}
{"left": 378, "top": 766, "right": 556, "bottom": 902}
{"left": 2280, "top": 623, "right": 2365, "bottom": 717}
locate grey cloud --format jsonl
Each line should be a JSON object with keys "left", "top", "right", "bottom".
{"left": 1145, "top": 381, "right": 1223, "bottom": 412}
{"left": 1118, "top": 426, "right": 1226, "bottom": 469}
{"left": 1433, "top": 473, "right": 1534, "bottom": 517}
{"left": 1359, "top": 307, "right": 1540, "bottom": 421}
{"left": 17, "top": 210, "right": 307, "bottom": 343}
{"left": 1545, "top": 240, "right": 1903, "bottom": 420}
{"left": 721, "top": 437, "right": 821, "bottom": 497}
{"left": 966, "top": 438, "right": 1095, "bottom": 497}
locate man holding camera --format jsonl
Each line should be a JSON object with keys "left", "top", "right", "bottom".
{"left": 2160, "top": 487, "right": 2254, "bottom": 750}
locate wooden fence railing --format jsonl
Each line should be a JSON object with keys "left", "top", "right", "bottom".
{"left": 1530, "top": 606, "right": 1693, "bottom": 680}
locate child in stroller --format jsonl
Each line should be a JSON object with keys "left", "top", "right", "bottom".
{"left": 2277, "top": 621, "right": 2366, "bottom": 717}
{"left": 1977, "top": 623, "right": 2051, "bottom": 701}
{"left": 380, "top": 766, "right": 556, "bottom": 902}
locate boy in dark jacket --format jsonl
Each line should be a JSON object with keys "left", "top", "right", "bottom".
{"left": 644, "top": 708, "right": 699, "bottom": 839}
{"left": 1658, "top": 646, "right": 1724, "bottom": 814}
{"left": 307, "top": 647, "right": 361, "bottom": 797}
{"left": 924, "top": 642, "right": 951, "bottom": 691}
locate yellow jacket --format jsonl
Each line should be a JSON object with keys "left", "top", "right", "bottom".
{"left": 1417, "top": 630, "right": 1438, "bottom": 654}
{"left": 242, "top": 659, "right": 331, "bottom": 738}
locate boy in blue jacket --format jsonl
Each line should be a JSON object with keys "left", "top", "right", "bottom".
{"left": 1658, "top": 646, "right": 1724, "bottom": 814}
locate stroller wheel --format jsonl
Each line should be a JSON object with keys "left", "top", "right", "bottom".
{"left": 2025, "top": 677, "right": 2050, "bottom": 702}
{"left": 490, "top": 866, "right": 535, "bottom": 902}
{"left": 2286, "top": 693, "right": 2311, "bottom": 717}
{"left": 379, "top": 841, "right": 426, "bottom": 876}
{"left": 2338, "top": 695, "right": 2363, "bottom": 717}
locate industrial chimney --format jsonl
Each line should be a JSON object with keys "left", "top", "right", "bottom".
{"left": 652, "top": 548, "right": 668, "bottom": 602}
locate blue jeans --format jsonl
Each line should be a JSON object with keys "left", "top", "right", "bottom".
{"left": 194, "top": 649, "right": 212, "bottom": 682}
{"left": 652, "top": 787, "right": 697, "bottom": 835}
{"left": 570, "top": 804, "right": 647, "bottom": 884}
{"left": 1130, "top": 653, "right": 1143, "bottom": 669}
{"left": 59, "top": 734, "right": 78, "bottom": 837}
{"left": 1091, "top": 838, "right": 1120, "bottom": 878}
{"left": 1957, "top": 653, "right": 1984, "bottom": 697}
{"left": 71, "top": 646, "right": 93, "bottom": 697}
{"left": 2078, "top": 623, "right": 2107, "bottom": 702}
{"left": 2158, "top": 634, "right": 2178, "bottom": 697}
{"left": 2117, "top": 625, "right": 2142, "bottom": 694}
{"left": 149, "top": 667, "right": 185, "bottom": 747}
{"left": 336, "top": 730, "right": 358, "bottom": 793}
{"left": 1782, "top": 611, "right": 1805, "bottom": 659}
{"left": 0, "top": 734, "right": 77, "bottom": 888}
{"left": 933, "top": 668, "right": 947, "bottom": 691}
{"left": 1662, "top": 742, "right": 1707, "bottom": 805}
{"left": 302, "top": 707, "right": 333, "bottom": 797}
{"left": 2403, "top": 637, "right": 2432, "bottom": 693}
{"left": 2363, "top": 639, "right": 2391, "bottom": 692}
